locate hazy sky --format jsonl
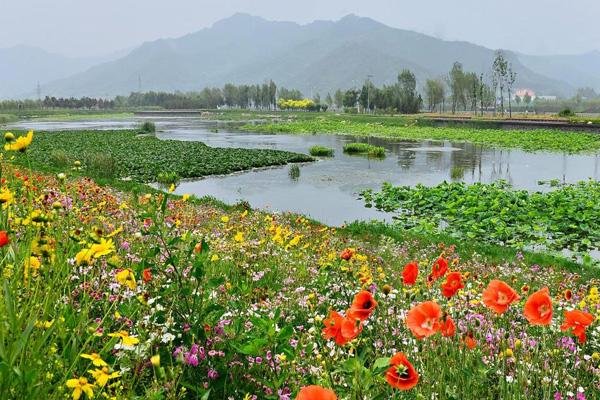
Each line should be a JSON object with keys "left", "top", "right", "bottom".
{"left": 1, "top": 0, "right": 598, "bottom": 57}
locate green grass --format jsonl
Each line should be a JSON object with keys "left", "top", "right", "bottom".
{"left": 343, "top": 142, "right": 386, "bottom": 157}
{"left": 241, "top": 117, "right": 600, "bottom": 153}
{"left": 5, "top": 129, "right": 312, "bottom": 182}
{"left": 0, "top": 114, "right": 18, "bottom": 125}
{"left": 309, "top": 145, "right": 334, "bottom": 157}
{"left": 341, "top": 221, "right": 597, "bottom": 278}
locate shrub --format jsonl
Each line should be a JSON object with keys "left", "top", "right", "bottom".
{"left": 85, "top": 153, "right": 117, "bottom": 179}
{"left": 450, "top": 166, "right": 465, "bottom": 180}
{"left": 156, "top": 171, "right": 181, "bottom": 187}
{"left": 288, "top": 164, "right": 300, "bottom": 181}
{"left": 139, "top": 121, "right": 156, "bottom": 133}
{"left": 309, "top": 145, "right": 334, "bottom": 157}
{"left": 49, "top": 149, "right": 71, "bottom": 168}
{"left": 558, "top": 108, "right": 576, "bottom": 117}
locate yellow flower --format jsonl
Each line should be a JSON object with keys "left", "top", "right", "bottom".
{"left": 286, "top": 235, "right": 302, "bottom": 248}
{"left": 89, "top": 238, "right": 115, "bottom": 258}
{"left": 108, "top": 330, "right": 139, "bottom": 348}
{"left": 115, "top": 269, "right": 136, "bottom": 290}
{"left": 88, "top": 367, "right": 119, "bottom": 387}
{"left": 27, "top": 256, "right": 41, "bottom": 270}
{"left": 234, "top": 231, "right": 244, "bottom": 243}
{"left": 211, "top": 254, "right": 220, "bottom": 262}
{"left": 65, "top": 377, "right": 94, "bottom": 400}
{"left": 168, "top": 183, "right": 175, "bottom": 193}
{"left": 75, "top": 248, "right": 94, "bottom": 266}
{"left": 80, "top": 353, "right": 108, "bottom": 367}
{"left": 4, "top": 130, "right": 33, "bottom": 152}
{"left": 221, "top": 216, "right": 230, "bottom": 223}
{"left": 150, "top": 354, "right": 160, "bottom": 367}
{"left": 0, "top": 187, "right": 13, "bottom": 205}
{"left": 34, "top": 319, "right": 54, "bottom": 329}
{"left": 182, "top": 194, "right": 190, "bottom": 202}
{"left": 4, "top": 132, "right": 15, "bottom": 142}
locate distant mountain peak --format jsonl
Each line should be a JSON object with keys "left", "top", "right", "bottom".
{"left": 212, "top": 13, "right": 269, "bottom": 28}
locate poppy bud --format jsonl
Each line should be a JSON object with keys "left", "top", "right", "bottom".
{"left": 4, "top": 132, "right": 15, "bottom": 142}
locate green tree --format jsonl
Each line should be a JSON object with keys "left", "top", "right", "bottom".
{"left": 397, "top": 70, "right": 422, "bottom": 114}
{"left": 425, "top": 79, "right": 445, "bottom": 112}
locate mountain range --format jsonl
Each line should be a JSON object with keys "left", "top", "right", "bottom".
{"left": 2, "top": 13, "right": 598, "bottom": 99}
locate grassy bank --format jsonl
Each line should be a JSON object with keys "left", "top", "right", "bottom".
{"left": 240, "top": 117, "right": 600, "bottom": 153}
{"left": 4, "top": 129, "right": 312, "bottom": 182}
{"left": 0, "top": 114, "right": 18, "bottom": 125}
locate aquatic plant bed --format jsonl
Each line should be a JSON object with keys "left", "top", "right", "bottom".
{"left": 361, "top": 180, "right": 600, "bottom": 254}
{"left": 309, "top": 145, "right": 334, "bottom": 157}
{"left": 242, "top": 118, "right": 600, "bottom": 153}
{"left": 342, "top": 142, "right": 386, "bottom": 157}
{"left": 1, "top": 130, "right": 599, "bottom": 399}
{"left": 4, "top": 129, "right": 312, "bottom": 182}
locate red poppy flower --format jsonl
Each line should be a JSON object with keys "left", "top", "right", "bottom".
{"left": 464, "top": 332, "right": 477, "bottom": 349}
{"left": 560, "top": 310, "right": 594, "bottom": 343}
{"left": 428, "top": 257, "right": 448, "bottom": 282}
{"left": 340, "top": 248, "right": 355, "bottom": 261}
{"left": 402, "top": 261, "right": 419, "bottom": 285}
{"left": 406, "top": 301, "right": 442, "bottom": 339}
{"left": 296, "top": 385, "right": 337, "bottom": 400}
{"left": 441, "top": 272, "right": 464, "bottom": 299}
{"left": 523, "top": 287, "right": 553, "bottom": 326}
{"left": 142, "top": 268, "right": 152, "bottom": 283}
{"left": 385, "top": 352, "right": 419, "bottom": 390}
{"left": 322, "top": 311, "right": 362, "bottom": 345}
{"left": 440, "top": 315, "right": 456, "bottom": 337}
{"left": 0, "top": 231, "right": 9, "bottom": 247}
{"left": 347, "top": 290, "right": 377, "bottom": 321}
{"left": 482, "top": 280, "right": 520, "bottom": 314}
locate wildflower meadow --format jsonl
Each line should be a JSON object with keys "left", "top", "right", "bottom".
{"left": 0, "top": 130, "right": 598, "bottom": 399}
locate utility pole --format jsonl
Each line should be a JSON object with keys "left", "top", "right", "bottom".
{"left": 36, "top": 81, "right": 41, "bottom": 100}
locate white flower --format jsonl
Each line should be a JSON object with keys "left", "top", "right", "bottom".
{"left": 161, "top": 332, "right": 175, "bottom": 343}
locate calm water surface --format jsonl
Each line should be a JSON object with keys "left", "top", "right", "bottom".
{"left": 12, "top": 117, "right": 600, "bottom": 226}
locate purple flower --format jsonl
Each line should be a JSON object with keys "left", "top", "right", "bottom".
{"left": 554, "top": 392, "right": 562, "bottom": 400}
{"left": 207, "top": 368, "right": 219, "bottom": 380}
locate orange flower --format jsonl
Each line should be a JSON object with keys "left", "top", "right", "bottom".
{"left": 322, "top": 311, "right": 362, "bottom": 345}
{"left": 347, "top": 290, "right": 377, "bottom": 321}
{"left": 296, "top": 385, "right": 337, "bottom": 400}
{"left": 560, "top": 310, "right": 595, "bottom": 343}
{"left": 440, "top": 315, "right": 456, "bottom": 337}
{"left": 402, "top": 261, "right": 419, "bottom": 285}
{"left": 406, "top": 301, "right": 442, "bottom": 339}
{"left": 142, "top": 268, "right": 152, "bottom": 283}
{"left": 428, "top": 257, "right": 448, "bottom": 282}
{"left": 464, "top": 332, "right": 477, "bottom": 349}
{"left": 523, "top": 287, "right": 553, "bottom": 326}
{"left": 340, "top": 248, "right": 355, "bottom": 261}
{"left": 482, "top": 280, "right": 520, "bottom": 314}
{"left": 563, "top": 289, "right": 572, "bottom": 301}
{"left": 441, "top": 272, "right": 464, "bottom": 299}
{"left": 0, "top": 231, "right": 9, "bottom": 247}
{"left": 385, "top": 352, "right": 419, "bottom": 390}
